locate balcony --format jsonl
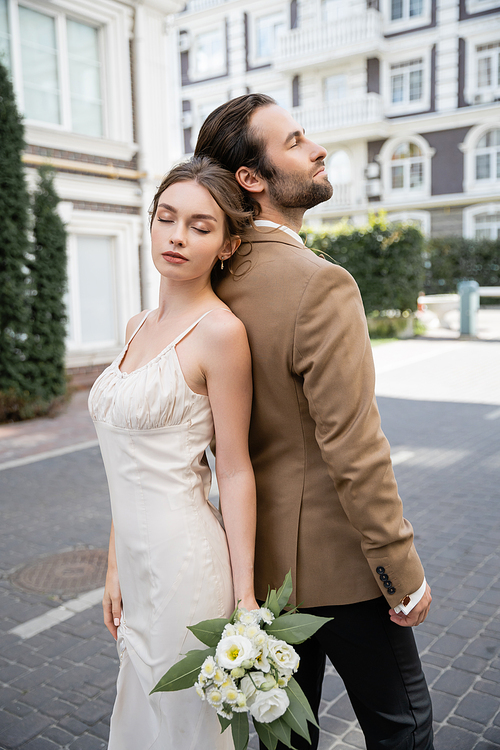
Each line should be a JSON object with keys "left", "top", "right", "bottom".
{"left": 274, "top": 9, "right": 383, "bottom": 71}
{"left": 293, "top": 94, "right": 384, "bottom": 138}
{"left": 185, "top": 0, "right": 229, "bottom": 12}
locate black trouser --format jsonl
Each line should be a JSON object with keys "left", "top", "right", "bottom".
{"left": 260, "top": 597, "right": 433, "bottom": 750}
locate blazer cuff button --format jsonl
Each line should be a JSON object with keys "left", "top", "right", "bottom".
{"left": 387, "top": 587, "right": 396, "bottom": 595}
{"left": 376, "top": 566, "right": 385, "bottom": 575}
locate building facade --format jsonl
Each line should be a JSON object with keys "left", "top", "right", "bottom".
{"left": 1, "top": 0, "right": 182, "bottom": 376}
{"left": 167, "top": 0, "right": 500, "bottom": 245}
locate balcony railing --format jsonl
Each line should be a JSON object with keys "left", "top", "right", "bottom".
{"left": 293, "top": 94, "right": 384, "bottom": 136}
{"left": 185, "top": 0, "right": 229, "bottom": 12}
{"left": 274, "top": 9, "right": 383, "bottom": 70}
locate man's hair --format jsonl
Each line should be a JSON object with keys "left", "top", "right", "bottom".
{"left": 195, "top": 94, "right": 277, "bottom": 214}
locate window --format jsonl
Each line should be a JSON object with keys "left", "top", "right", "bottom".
{"left": 324, "top": 74, "right": 348, "bottom": 102}
{"left": 476, "top": 41, "right": 500, "bottom": 94}
{"left": 388, "top": 211, "right": 430, "bottom": 236}
{"left": 390, "top": 59, "right": 424, "bottom": 105}
{"left": 390, "top": 0, "right": 424, "bottom": 20}
{"left": 475, "top": 129, "right": 500, "bottom": 182}
{"left": 1, "top": 2, "right": 103, "bottom": 136}
{"left": 255, "top": 12, "right": 285, "bottom": 60}
{"left": 193, "top": 27, "right": 225, "bottom": 78}
{"left": 474, "top": 210, "right": 500, "bottom": 239}
{"left": 67, "top": 235, "right": 118, "bottom": 348}
{"left": 327, "top": 150, "right": 351, "bottom": 206}
{"left": 390, "top": 142, "right": 424, "bottom": 191}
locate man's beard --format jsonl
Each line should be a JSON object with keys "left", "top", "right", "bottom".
{"left": 266, "top": 163, "right": 333, "bottom": 210}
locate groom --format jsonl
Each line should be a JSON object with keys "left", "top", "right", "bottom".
{"left": 195, "top": 94, "right": 433, "bottom": 749}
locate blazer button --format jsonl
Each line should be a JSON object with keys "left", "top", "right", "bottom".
{"left": 383, "top": 580, "right": 393, "bottom": 589}
{"left": 387, "top": 587, "right": 396, "bottom": 595}
{"left": 379, "top": 574, "right": 389, "bottom": 581}
{"left": 376, "top": 566, "right": 385, "bottom": 575}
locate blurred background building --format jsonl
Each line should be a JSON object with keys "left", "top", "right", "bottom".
{"left": 169, "top": 0, "right": 500, "bottom": 241}
{"left": 1, "top": 0, "right": 499, "bottom": 373}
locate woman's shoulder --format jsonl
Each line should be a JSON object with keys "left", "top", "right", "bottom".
{"left": 125, "top": 309, "right": 150, "bottom": 341}
{"left": 200, "top": 307, "right": 247, "bottom": 343}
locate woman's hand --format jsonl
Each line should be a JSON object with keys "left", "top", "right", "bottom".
{"left": 237, "top": 595, "right": 260, "bottom": 612}
{"left": 103, "top": 565, "right": 122, "bottom": 640}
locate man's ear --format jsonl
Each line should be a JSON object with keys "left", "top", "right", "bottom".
{"left": 235, "top": 166, "right": 265, "bottom": 194}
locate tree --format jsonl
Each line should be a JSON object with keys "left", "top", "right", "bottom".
{"left": 0, "top": 60, "right": 31, "bottom": 411}
{"left": 27, "top": 166, "right": 68, "bottom": 401}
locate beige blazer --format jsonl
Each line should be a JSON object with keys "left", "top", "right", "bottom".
{"left": 217, "top": 226, "right": 425, "bottom": 608}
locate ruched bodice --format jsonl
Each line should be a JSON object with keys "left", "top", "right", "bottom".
{"left": 88, "top": 310, "right": 234, "bottom": 750}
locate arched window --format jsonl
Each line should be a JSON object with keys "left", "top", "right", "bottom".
{"left": 327, "top": 150, "right": 351, "bottom": 184}
{"left": 390, "top": 142, "right": 424, "bottom": 191}
{"left": 475, "top": 128, "right": 500, "bottom": 182}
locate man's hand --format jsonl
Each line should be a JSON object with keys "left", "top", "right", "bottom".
{"left": 389, "top": 583, "right": 432, "bottom": 627}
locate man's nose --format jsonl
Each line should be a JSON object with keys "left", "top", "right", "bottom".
{"left": 309, "top": 140, "right": 327, "bottom": 162}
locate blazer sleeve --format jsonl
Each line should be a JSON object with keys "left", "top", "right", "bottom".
{"left": 293, "top": 261, "right": 425, "bottom": 607}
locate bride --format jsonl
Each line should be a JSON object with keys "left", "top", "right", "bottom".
{"left": 88, "top": 156, "right": 258, "bottom": 749}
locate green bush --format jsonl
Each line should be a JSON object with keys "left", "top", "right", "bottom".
{"left": 0, "top": 60, "right": 31, "bottom": 400}
{"left": 423, "top": 236, "right": 500, "bottom": 294}
{"left": 26, "top": 166, "right": 68, "bottom": 403}
{"left": 301, "top": 214, "right": 425, "bottom": 315}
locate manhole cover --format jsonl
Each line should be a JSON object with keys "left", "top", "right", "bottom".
{"left": 11, "top": 549, "right": 108, "bottom": 595}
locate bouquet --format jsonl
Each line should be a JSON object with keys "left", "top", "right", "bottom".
{"left": 151, "top": 572, "right": 332, "bottom": 750}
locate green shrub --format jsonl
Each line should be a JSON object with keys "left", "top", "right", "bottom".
{"left": 0, "top": 60, "right": 31, "bottom": 398}
{"left": 423, "top": 236, "right": 500, "bottom": 294}
{"left": 301, "top": 214, "right": 425, "bottom": 315}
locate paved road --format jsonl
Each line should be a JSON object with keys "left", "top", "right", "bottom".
{"left": 0, "top": 331, "right": 499, "bottom": 749}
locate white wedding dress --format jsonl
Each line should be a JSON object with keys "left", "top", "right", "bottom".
{"left": 88, "top": 310, "right": 235, "bottom": 750}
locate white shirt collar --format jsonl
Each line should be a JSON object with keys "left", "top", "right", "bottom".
{"left": 254, "top": 220, "right": 303, "bottom": 245}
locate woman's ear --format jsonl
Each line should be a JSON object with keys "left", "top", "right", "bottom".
{"left": 222, "top": 236, "right": 241, "bottom": 261}
{"left": 235, "top": 167, "right": 265, "bottom": 195}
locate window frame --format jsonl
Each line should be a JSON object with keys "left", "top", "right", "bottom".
{"left": 460, "top": 123, "right": 500, "bottom": 194}
{"left": 384, "top": 49, "right": 431, "bottom": 115}
{"left": 248, "top": 9, "right": 286, "bottom": 67}
{"left": 463, "top": 203, "right": 500, "bottom": 239}
{"left": 190, "top": 23, "right": 226, "bottom": 81}
{"left": 0, "top": 0, "right": 134, "bottom": 152}
{"left": 387, "top": 210, "right": 430, "bottom": 236}
{"left": 464, "top": 29, "right": 500, "bottom": 105}
{"left": 382, "top": 0, "right": 431, "bottom": 32}
{"left": 377, "top": 133, "right": 434, "bottom": 203}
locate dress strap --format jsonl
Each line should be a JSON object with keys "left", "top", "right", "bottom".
{"left": 170, "top": 308, "right": 232, "bottom": 348}
{"left": 126, "top": 310, "right": 152, "bottom": 347}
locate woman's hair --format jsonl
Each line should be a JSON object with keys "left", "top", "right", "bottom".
{"left": 150, "top": 156, "right": 252, "bottom": 285}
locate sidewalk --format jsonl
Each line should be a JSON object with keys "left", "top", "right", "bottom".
{"left": 0, "top": 313, "right": 499, "bottom": 750}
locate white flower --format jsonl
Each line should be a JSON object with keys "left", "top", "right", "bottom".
{"left": 213, "top": 667, "right": 226, "bottom": 686}
{"left": 223, "top": 624, "right": 237, "bottom": 637}
{"left": 200, "top": 656, "right": 217, "bottom": 680}
{"left": 216, "top": 635, "right": 258, "bottom": 670}
{"left": 195, "top": 681, "right": 206, "bottom": 699}
{"left": 222, "top": 682, "right": 239, "bottom": 705}
{"left": 245, "top": 624, "right": 260, "bottom": 640}
{"left": 236, "top": 609, "right": 260, "bottom": 626}
{"left": 230, "top": 666, "right": 246, "bottom": 679}
{"left": 252, "top": 631, "right": 268, "bottom": 649}
{"left": 277, "top": 674, "right": 291, "bottom": 688}
{"left": 217, "top": 707, "right": 233, "bottom": 720}
{"left": 206, "top": 687, "right": 223, "bottom": 708}
{"left": 267, "top": 639, "right": 300, "bottom": 675}
{"left": 249, "top": 687, "right": 290, "bottom": 723}
{"left": 254, "top": 644, "right": 270, "bottom": 673}
{"left": 233, "top": 691, "right": 247, "bottom": 712}
{"left": 259, "top": 607, "right": 275, "bottom": 625}
{"left": 240, "top": 671, "right": 267, "bottom": 701}
{"left": 235, "top": 622, "right": 247, "bottom": 636}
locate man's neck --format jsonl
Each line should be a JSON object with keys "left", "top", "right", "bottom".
{"left": 256, "top": 205, "right": 305, "bottom": 234}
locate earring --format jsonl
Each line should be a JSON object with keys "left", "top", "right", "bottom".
{"left": 220, "top": 258, "right": 224, "bottom": 270}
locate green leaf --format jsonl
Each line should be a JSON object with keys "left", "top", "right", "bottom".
{"left": 254, "top": 720, "right": 278, "bottom": 750}
{"left": 266, "top": 589, "right": 281, "bottom": 618}
{"left": 286, "top": 677, "right": 319, "bottom": 728}
{"left": 266, "top": 614, "right": 333, "bottom": 644}
{"left": 218, "top": 714, "right": 231, "bottom": 733}
{"left": 187, "top": 617, "right": 229, "bottom": 647}
{"left": 231, "top": 710, "right": 249, "bottom": 750}
{"left": 150, "top": 647, "right": 215, "bottom": 694}
{"left": 267, "top": 716, "right": 293, "bottom": 747}
{"left": 275, "top": 570, "right": 294, "bottom": 612}
{"left": 282, "top": 698, "right": 311, "bottom": 743}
